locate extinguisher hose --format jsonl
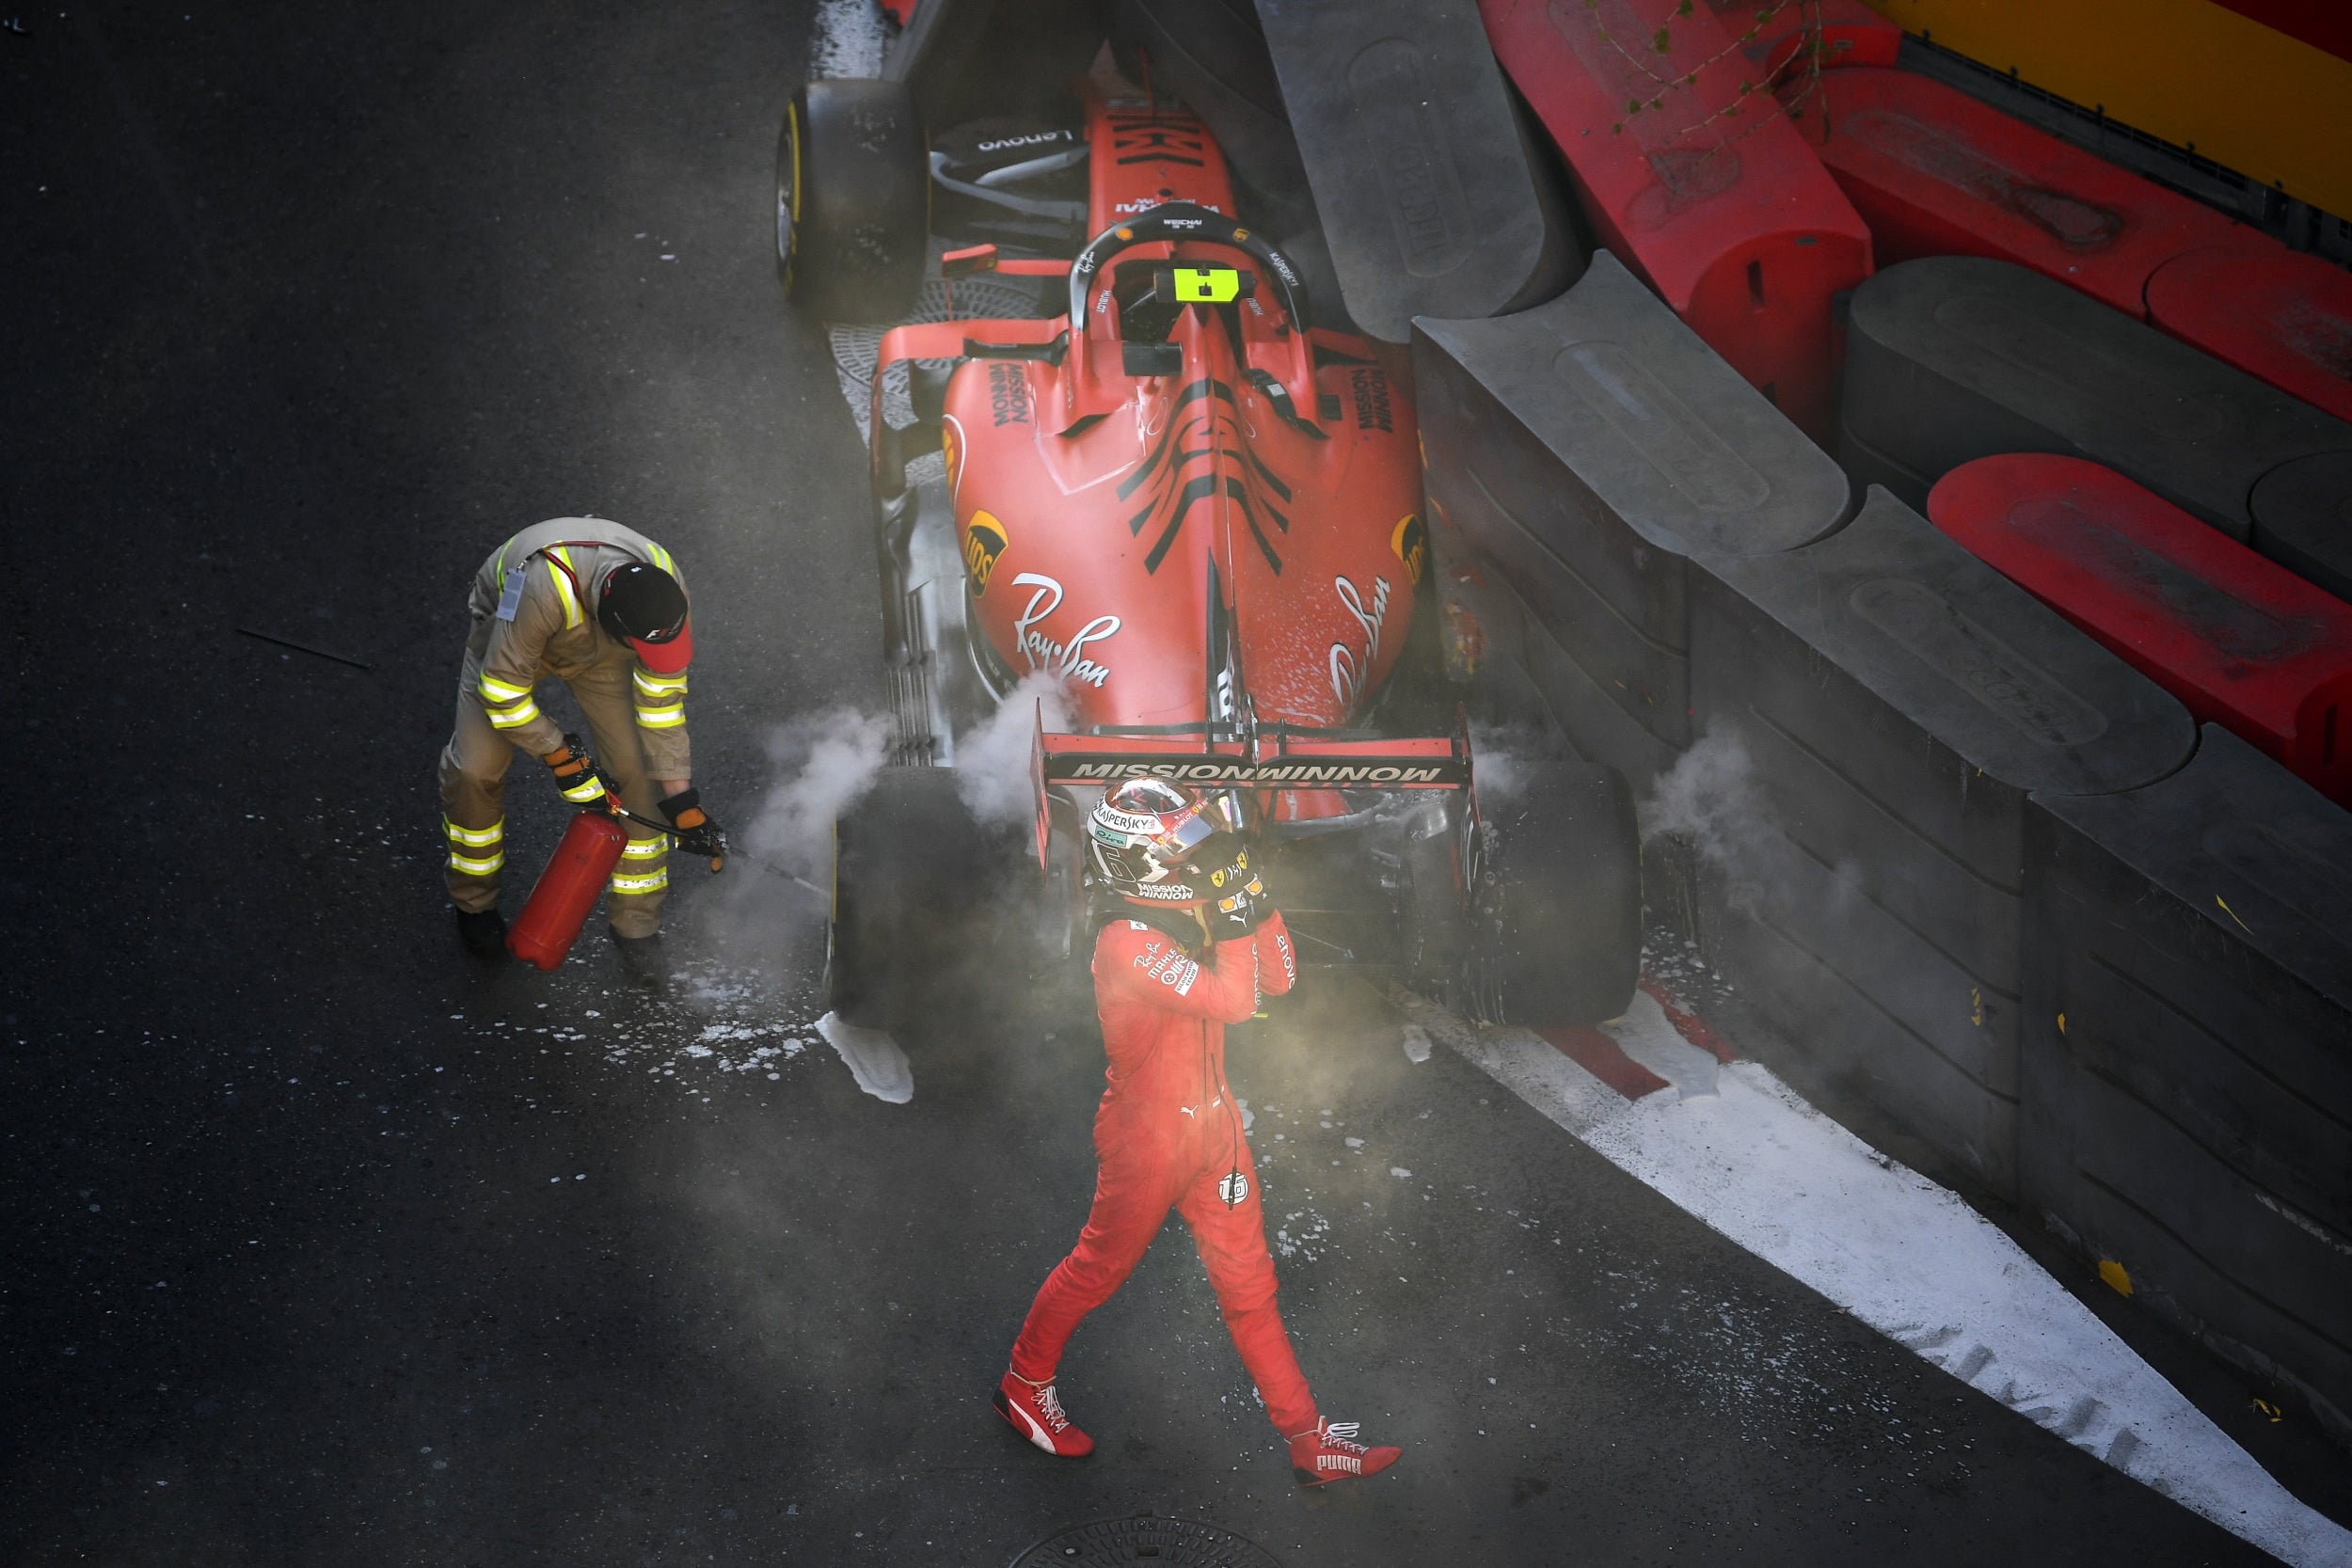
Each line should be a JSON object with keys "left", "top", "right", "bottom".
{"left": 596, "top": 796, "right": 827, "bottom": 899}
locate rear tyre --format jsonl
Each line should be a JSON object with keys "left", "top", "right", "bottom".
{"left": 826, "top": 768, "right": 986, "bottom": 1031}
{"left": 777, "top": 78, "right": 929, "bottom": 322}
{"left": 1467, "top": 761, "right": 1641, "bottom": 1026}
{"left": 1397, "top": 822, "right": 1466, "bottom": 997}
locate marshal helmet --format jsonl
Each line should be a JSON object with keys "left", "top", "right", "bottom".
{"left": 597, "top": 561, "right": 693, "bottom": 673}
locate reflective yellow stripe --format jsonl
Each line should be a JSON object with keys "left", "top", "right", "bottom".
{"left": 486, "top": 699, "right": 542, "bottom": 730}
{"left": 634, "top": 703, "right": 686, "bottom": 729}
{"left": 443, "top": 816, "right": 504, "bottom": 847}
{"left": 448, "top": 848, "right": 505, "bottom": 877}
{"left": 478, "top": 673, "right": 533, "bottom": 703}
{"left": 632, "top": 668, "right": 690, "bottom": 696}
{"left": 647, "top": 542, "right": 676, "bottom": 577}
{"left": 560, "top": 777, "right": 606, "bottom": 803}
{"left": 620, "top": 836, "right": 668, "bottom": 860}
{"left": 545, "top": 549, "right": 583, "bottom": 628}
{"left": 608, "top": 869, "right": 669, "bottom": 895}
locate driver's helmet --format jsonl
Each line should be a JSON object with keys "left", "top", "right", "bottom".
{"left": 1087, "top": 779, "right": 1230, "bottom": 906}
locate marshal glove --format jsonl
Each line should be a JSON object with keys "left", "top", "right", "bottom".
{"left": 660, "top": 787, "right": 728, "bottom": 867}
{"left": 543, "top": 735, "right": 612, "bottom": 806}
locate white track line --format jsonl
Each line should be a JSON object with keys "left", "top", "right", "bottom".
{"left": 1393, "top": 986, "right": 2352, "bottom": 1568}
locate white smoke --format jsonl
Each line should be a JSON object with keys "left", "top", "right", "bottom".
{"left": 740, "top": 706, "right": 894, "bottom": 883}
{"left": 953, "top": 672, "right": 1074, "bottom": 827}
{"left": 1639, "top": 724, "right": 1865, "bottom": 935}
{"left": 1639, "top": 725, "right": 1762, "bottom": 872}
{"left": 1468, "top": 720, "right": 1539, "bottom": 799}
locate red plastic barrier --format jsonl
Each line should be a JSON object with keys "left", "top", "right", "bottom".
{"left": 1481, "top": 0, "right": 1872, "bottom": 439}
{"left": 1793, "top": 70, "right": 2260, "bottom": 319}
{"left": 1929, "top": 454, "right": 2352, "bottom": 804}
{"left": 1710, "top": 0, "right": 1899, "bottom": 84}
{"left": 2146, "top": 244, "right": 2352, "bottom": 425}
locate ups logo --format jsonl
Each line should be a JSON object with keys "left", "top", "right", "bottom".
{"left": 963, "top": 512, "right": 1009, "bottom": 594}
{"left": 1391, "top": 514, "right": 1428, "bottom": 585}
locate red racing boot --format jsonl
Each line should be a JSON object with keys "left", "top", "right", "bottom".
{"left": 994, "top": 1370, "right": 1095, "bottom": 1457}
{"left": 1288, "top": 1418, "right": 1402, "bottom": 1486}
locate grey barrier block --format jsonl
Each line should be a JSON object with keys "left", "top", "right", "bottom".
{"left": 1693, "top": 486, "right": 2197, "bottom": 1196}
{"left": 2024, "top": 724, "right": 2352, "bottom": 1438}
{"left": 1415, "top": 252, "right": 1850, "bottom": 779}
{"left": 1254, "top": 0, "right": 1579, "bottom": 341}
{"left": 1841, "top": 257, "right": 2352, "bottom": 539}
{"left": 2250, "top": 451, "right": 2352, "bottom": 606}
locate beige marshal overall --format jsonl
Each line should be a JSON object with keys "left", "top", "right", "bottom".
{"left": 438, "top": 518, "right": 692, "bottom": 938}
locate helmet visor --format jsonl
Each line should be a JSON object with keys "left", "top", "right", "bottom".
{"left": 1148, "top": 804, "right": 1220, "bottom": 865}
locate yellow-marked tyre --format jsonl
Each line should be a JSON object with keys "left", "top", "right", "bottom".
{"left": 777, "top": 78, "right": 928, "bottom": 323}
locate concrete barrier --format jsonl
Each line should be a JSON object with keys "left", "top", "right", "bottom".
{"left": 1414, "top": 251, "right": 1850, "bottom": 788}
{"left": 1840, "top": 257, "right": 2352, "bottom": 541}
{"left": 2024, "top": 724, "right": 2352, "bottom": 1440}
{"left": 1692, "top": 487, "right": 2196, "bottom": 1195}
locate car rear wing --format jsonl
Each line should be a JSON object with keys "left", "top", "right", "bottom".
{"left": 1026, "top": 706, "right": 1473, "bottom": 870}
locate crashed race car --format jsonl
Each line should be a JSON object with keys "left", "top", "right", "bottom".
{"left": 777, "top": 29, "right": 1641, "bottom": 1032}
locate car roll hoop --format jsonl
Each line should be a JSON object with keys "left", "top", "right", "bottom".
{"left": 1059, "top": 203, "right": 1317, "bottom": 425}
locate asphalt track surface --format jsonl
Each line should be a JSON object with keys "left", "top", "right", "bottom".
{"left": 0, "top": 5, "right": 2341, "bottom": 1564}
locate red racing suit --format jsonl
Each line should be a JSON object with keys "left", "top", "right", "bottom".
{"left": 1009, "top": 908, "right": 1316, "bottom": 1435}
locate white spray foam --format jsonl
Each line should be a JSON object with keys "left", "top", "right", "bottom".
{"left": 1396, "top": 985, "right": 2352, "bottom": 1568}
{"left": 807, "top": 0, "right": 888, "bottom": 79}
{"left": 817, "top": 1011, "right": 914, "bottom": 1103}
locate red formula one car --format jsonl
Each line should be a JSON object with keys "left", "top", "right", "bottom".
{"left": 777, "top": 35, "right": 1640, "bottom": 1032}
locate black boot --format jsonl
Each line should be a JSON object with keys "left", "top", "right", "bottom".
{"left": 454, "top": 907, "right": 508, "bottom": 959}
{"left": 611, "top": 927, "right": 669, "bottom": 988}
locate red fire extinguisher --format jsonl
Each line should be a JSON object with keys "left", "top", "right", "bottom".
{"left": 507, "top": 809, "right": 630, "bottom": 971}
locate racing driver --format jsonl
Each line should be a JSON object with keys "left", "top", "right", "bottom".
{"left": 993, "top": 779, "right": 1403, "bottom": 1488}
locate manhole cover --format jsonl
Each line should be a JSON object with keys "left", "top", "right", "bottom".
{"left": 1007, "top": 1512, "right": 1284, "bottom": 1567}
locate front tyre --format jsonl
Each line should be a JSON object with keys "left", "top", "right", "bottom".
{"left": 1467, "top": 761, "right": 1641, "bottom": 1026}
{"left": 777, "top": 78, "right": 929, "bottom": 322}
